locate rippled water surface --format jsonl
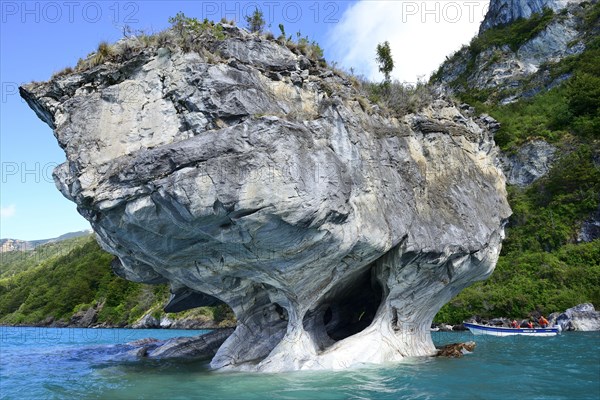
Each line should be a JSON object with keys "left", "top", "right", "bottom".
{"left": 1, "top": 327, "right": 598, "bottom": 399}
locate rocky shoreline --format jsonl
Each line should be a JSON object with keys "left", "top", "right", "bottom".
{"left": 0, "top": 309, "right": 234, "bottom": 330}
{"left": 433, "top": 303, "right": 600, "bottom": 332}
{"left": 0, "top": 320, "right": 224, "bottom": 330}
{"left": 3, "top": 303, "right": 596, "bottom": 365}
{"left": 4, "top": 303, "right": 598, "bottom": 333}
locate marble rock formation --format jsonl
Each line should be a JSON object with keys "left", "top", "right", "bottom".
{"left": 549, "top": 303, "right": 600, "bottom": 331}
{"left": 498, "top": 140, "right": 557, "bottom": 187}
{"left": 20, "top": 27, "right": 510, "bottom": 371}
{"left": 435, "top": 0, "right": 591, "bottom": 101}
{"left": 480, "top": 0, "right": 584, "bottom": 32}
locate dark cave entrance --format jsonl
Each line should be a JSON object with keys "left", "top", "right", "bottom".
{"left": 302, "top": 266, "right": 384, "bottom": 350}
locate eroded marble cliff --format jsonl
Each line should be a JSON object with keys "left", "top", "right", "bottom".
{"left": 480, "top": 0, "right": 585, "bottom": 32}
{"left": 20, "top": 25, "right": 510, "bottom": 371}
{"left": 436, "top": 0, "right": 595, "bottom": 103}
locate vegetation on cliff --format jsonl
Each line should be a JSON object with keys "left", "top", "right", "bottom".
{"left": 0, "top": 235, "right": 89, "bottom": 279}
{"left": 461, "top": 34, "right": 600, "bottom": 151}
{"left": 434, "top": 3, "right": 600, "bottom": 323}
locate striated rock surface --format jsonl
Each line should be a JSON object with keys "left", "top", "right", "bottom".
{"left": 480, "top": 0, "right": 584, "bottom": 32}
{"left": 435, "top": 1, "right": 594, "bottom": 102}
{"left": 498, "top": 140, "right": 557, "bottom": 186}
{"left": 20, "top": 26, "right": 510, "bottom": 371}
{"left": 65, "top": 329, "right": 234, "bottom": 361}
{"left": 133, "top": 328, "right": 235, "bottom": 359}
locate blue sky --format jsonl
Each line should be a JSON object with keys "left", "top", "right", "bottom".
{"left": 0, "top": 0, "right": 487, "bottom": 240}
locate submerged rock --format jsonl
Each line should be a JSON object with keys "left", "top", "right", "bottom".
{"left": 65, "top": 330, "right": 233, "bottom": 361}
{"left": 20, "top": 28, "right": 510, "bottom": 371}
{"left": 126, "top": 338, "right": 162, "bottom": 357}
{"left": 436, "top": 341, "right": 476, "bottom": 358}
{"left": 145, "top": 328, "right": 234, "bottom": 359}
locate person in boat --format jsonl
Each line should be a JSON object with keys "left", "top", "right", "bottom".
{"left": 539, "top": 315, "right": 549, "bottom": 328}
{"left": 526, "top": 320, "right": 534, "bottom": 328}
{"left": 511, "top": 319, "right": 519, "bottom": 328}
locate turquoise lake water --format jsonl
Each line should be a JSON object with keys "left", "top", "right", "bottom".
{"left": 1, "top": 327, "right": 598, "bottom": 399}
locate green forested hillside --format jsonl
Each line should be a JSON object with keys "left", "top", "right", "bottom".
{"left": 0, "top": 235, "right": 91, "bottom": 279}
{"left": 0, "top": 237, "right": 233, "bottom": 327}
{"left": 0, "top": 238, "right": 148, "bottom": 325}
{"left": 435, "top": 142, "right": 600, "bottom": 323}
{"left": 434, "top": 5, "right": 600, "bottom": 323}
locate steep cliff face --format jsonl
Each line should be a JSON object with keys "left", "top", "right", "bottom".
{"left": 435, "top": 0, "right": 595, "bottom": 102}
{"left": 433, "top": 0, "right": 598, "bottom": 191}
{"left": 480, "top": 0, "right": 584, "bottom": 32}
{"left": 430, "top": 0, "right": 599, "bottom": 324}
{"left": 21, "top": 26, "right": 510, "bottom": 371}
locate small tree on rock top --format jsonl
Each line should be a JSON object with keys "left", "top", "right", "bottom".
{"left": 245, "top": 8, "right": 266, "bottom": 33}
{"left": 376, "top": 41, "right": 394, "bottom": 84}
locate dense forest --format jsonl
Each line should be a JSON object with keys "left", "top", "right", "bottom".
{"left": 0, "top": 236, "right": 234, "bottom": 327}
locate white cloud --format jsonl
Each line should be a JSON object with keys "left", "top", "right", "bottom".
{"left": 1, "top": 204, "right": 16, "bottom": 219}
{"left": 327, "top": 0, "right": 489, "bottom": 83}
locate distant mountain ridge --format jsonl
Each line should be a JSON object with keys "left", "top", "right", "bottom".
{"left": 0, "top": 230, "right": 92, "bottom": 253}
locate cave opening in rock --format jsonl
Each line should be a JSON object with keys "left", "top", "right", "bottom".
{"left": 303, "top": 266, "right": 384, "bottom": 350}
